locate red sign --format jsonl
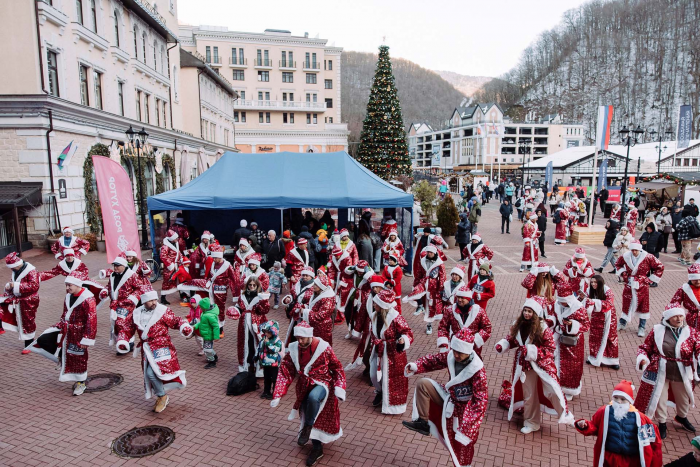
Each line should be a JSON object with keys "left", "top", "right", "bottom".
{"left": 92, "top": 156, "right": 141, "bottom": 261}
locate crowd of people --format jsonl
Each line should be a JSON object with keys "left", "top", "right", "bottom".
{"left": 3, "top": 198, "right": 700, "bottom": 466}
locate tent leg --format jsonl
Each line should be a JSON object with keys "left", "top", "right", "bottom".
{"left": 280, "top": 208, "right": 284, "bottom": 236}
{"left": 404, "top": 207, "right": 413, "bottom": 275}
{"left": 149, "top": 210, "right": 158, "bottom": 262}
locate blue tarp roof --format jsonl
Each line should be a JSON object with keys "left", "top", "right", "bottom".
{"left": 147, "top": 151, "right": 413, "bottom": 211}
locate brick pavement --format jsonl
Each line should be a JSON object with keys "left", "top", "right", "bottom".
{"left": 0, "top": 204, "right": 697, "bottom": 466}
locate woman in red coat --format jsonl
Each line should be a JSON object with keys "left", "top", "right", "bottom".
{"left": 403, "top": 245, "right": 446, "bottom": 336}
{"left": 437, "top": 285, "right": 491, "bottom": 357}
{"left": 467, "top": 261, "right": 495, "bottom": 310}
{"left": 229, "top": 275, "right": 270, "bottom": 377}
{"left": 584, "top": 275, "right": 619, "bottom": 369}
{"left": 302, "top": 271, "right": 336, "bottom": 345}
{"left": 382, "top": 250, "right": 404, "bottom": 314}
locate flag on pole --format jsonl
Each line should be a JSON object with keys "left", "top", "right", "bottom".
{"left": 677, "top": 105, "right": 693, "bottom": 149}
{"left": 595, "top": 106, "right": 614, "bottom": 151}
{"left": 545, "top": 161, "right": 553, "bottom": 189}
{"left": 597, "top": 159, "right": 608, "bottom": 191}
{"left": 57, "top": 140, "right": 78, "bottom": 171}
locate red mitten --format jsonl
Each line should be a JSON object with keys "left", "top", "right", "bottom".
{"left": 226, "top": 306, "right": 241, "bottom": 320}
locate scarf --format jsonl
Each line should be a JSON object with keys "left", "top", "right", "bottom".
{"left": 244, "top": 290, "right": 258, "bottom": 302}
{"left": 300, "top": 278, "right": 313, "bottom": 288}
{"left": 12, "top": 262, "right": 28, "bottom": 280}
{"left": 340, "top": 238, "right": 349, "bottom": 249}
{"left": 478, "top": 273, "right": 489, "bottom": 282}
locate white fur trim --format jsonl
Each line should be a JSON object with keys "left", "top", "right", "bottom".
{"left": 64, "top": 276, "right": 83, "bottom": 286}
{"left": 372, "top": 294, "right": 395, "bottom": 310}
{"left": 140, "top": 290, "right": 158, "bottom": 303}
{"left": 663, "top": 306, "right": 686, "bottom": 321}
{"left": 400, "top": 334, "right": 411, "bottom": 351}
{"left": 79, "top": 249, "right": 87, "bottom": 255}
{"left": 649, "top": 274, "right": 661, "bottom": 284}
{"left": 450, "top": 267, "right": 465, "bottom": 278}
{"left": 179, "top": 323, "right": 193, "bottom": 337}
{"left": 567, "top": 320, "right": 581, "bottom": 335}
{"left": 116, "top": 340, "right": 130, "bottom": 353}
{"left": 450, "top": 335, "right": 474, "bottom": 354}
{"left": 629, "top": 243, "right": 642, "bottom": 251}
{"left": 404, "top": 362, "right": 417, "bottom": 376}
{"left": 54, "top": 252, "right": 62, "bottom": 260}
{"left": 98, "top": 269, "right": 107, "bottom": 279}
{"left": 79, "top": 337, "right": 96, "bottom": 346}
{"left": 636, "top": 354, "right": 649, "bottom": 372}
{"left": 128, "top": 295, "right": 139, "bottom": 306}
{"left": 525, "top": 344, "right": 538, "bottom": 362}
{"left": 523, "top": 298, "right": 544, "bottom": 317}
{"left": 495, "top": 338, "right": 510, "bottom": 353}
{"left": 294, "top": 326, "right": 314, "bottom": 338}
{"left": 436, "top": 336, "right": 449, "bottom": 348}
{"left": 453, "top": 431, "right": 472, "bottom": 446}
{"left": 211, "top": 251, "right": 223, "bottom": 258}
{"left": 112, "top": 257, "right": 128, "bottom": 267}
{"left": 612, "top": 390, "right": 634, "bottom": 404}
{"left": 334, "top": 387, "right": 346, "bottom": 401}
{"left": 473, "top": 333, "right": 484, "bottom": 348}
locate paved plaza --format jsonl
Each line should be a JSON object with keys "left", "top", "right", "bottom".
{"left": 0, "top": 201, "right": 697, "bottom": 466}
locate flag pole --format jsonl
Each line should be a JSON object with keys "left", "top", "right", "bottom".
{"left": 589, "top": 147, "right": 599, "bottom": 227}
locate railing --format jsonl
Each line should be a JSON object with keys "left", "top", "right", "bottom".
{"left": 279, "top": 60, "right": 296, "bottom": 68}
{"left": 229, "top": 57, "right": 248, "bottom": 65}
{"left": 235, "top": 99, "right": 326, "bottom": 110}
{"left": 0, "top": 214, "right": 28, "bottom": 248}
{"left": 254, "top": 58, "right": 272, "bottom": 67}
{"left": 207, "top": 56, "right": 222, "bottom": 65}
{"left": 303, "top": 61, "right": 320, "bottom": 70}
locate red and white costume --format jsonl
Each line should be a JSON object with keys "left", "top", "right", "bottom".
{"left": 172, "top": 219, "right": 190, "bottom": 254}
{"left": 521, "top": 213, "right": 540, "bottom": 267}
{"left": 441, "top": 265, "right": 466, "bottom": 308}
{"left": 670, "top": 263, "right": 700, "bottom": 329}
{"left": 283, "top": 266, "right": 316, "bottom": 346}
{"left": 160, "top": 230, "right": 182, "bottom": 296}
{"left": 300, "top": 271, "right": 336, "bottom": 346}
{"left": 382, "top": 250, "right": 404, "bottom": 314}
{"left": 99, "top": 256, "right": 145, "bottom": 346}
{"left": 380, "top": 219, "right": 398, "bottom": 241}
{"left": 437, "top": 286, "right": 491, "bottom": 357}
{"left": 381, "top": 230, "right": 404, "bottom": 264}
{"left": 584, "top": 285, "right": 619, "bottom": 367}
{"left": 350, "top": 263, "right": 375, "bottom": 340}
{"left": 51, "top": 227, "right": 89, "bottom": 260}
{"left": 407, "top": 329, "right": 488, "bottom": 467}
{"left": 242, "top": 255, "right": 270, "bottom": 292}
{"left": 626, "top": 202, "right": 639, "bottom": 237}
{"left": 271, "top": 324, "right": 347, "bottom": 444}
{"left": 285, "top": 241, "right": 310, "bottom": 283}
{"left": 461, "top": 236, "right": 493, "bottom": 280}
{"left": 233, "top": 239, "right": 255, "bottom": 274}
{"left": 29, "top": 276, "right": 97, "bottom": 382}
{"left": 404, "top": 246, "right": 445, "bottom": 324}
{"left": 39, "top": 249, "right": 90, "bottom": 283}
{"left": 554, "top": 206, "right": 569, "bottom": 244}
{"left": 563, "top": 248, "right": 594, "bottom": 296}
{"left": 466, "top": 272, "right": 495, "bottom": 310}
{"left": 231, "top": 277, "right": 270, "bottom": 376}
{"left": 188, "top": 231, "right": 211, "bottom": 279}
{"left": 327, "top": 246, "right": 355, "bottom": 321}
{"left": 615, "top": 242, "right": 664, "bottom": 324}
{"left": 520, "top": 263, "right": 556, "bottom": 321}
{"left": 610, "top": 204, "right": 622, "bottom": 222}
{"left": 368, "top": 290, "right": 414, "bottom": 414}
{"left": 116, "top": 291, "right": 193, "bottom": 399}
{"left": 338, "top": 229, "right": 359, "bottom": 265}
{"left": 0, "top": 253, "right": 40, "bottom": 340}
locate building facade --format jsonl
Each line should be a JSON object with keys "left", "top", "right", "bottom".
{"left": 178, "top": 25, "right": 349, "bottom": 153}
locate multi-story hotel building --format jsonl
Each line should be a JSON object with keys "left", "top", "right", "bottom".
{"left": 408, "top": 103, "right": 586, "bottom": 173}
{"left": 0, "top": 0, "right": 238, "bottom": 250}
{"left": 178, "top": 25, "right": 349, "bottom": 153}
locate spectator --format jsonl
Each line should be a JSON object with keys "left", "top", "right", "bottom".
{"left": 665, "top": 435, "right": 700, "bottom": 466}
{"left": 247, "top": 232, "right": 262, "bottom": 253}
{"left": 359, "top": 210, "right": 373, "bottom": 237}
{"left": 640, "top": 223, "right": 662, "bottom": 259}
{"left": 677, "top": 208, "right": 700, "bottom": 265}
{"left": 685, "top": 198, "right": 699, "bottom": 218}
{"left": 232, "top": 219, "right": 252, "bottom": 248}
{"left": 598, "top": 186, "right": 608, "bottom": 214}
{"left": 595, "top": 220, "right": 620, "bottom": 273}
{"left": 514, "top": 195, "right": 524, "bottom": 222}
{"left": 499, "top": 198, "right": 513, "bottom": 234}
{"left": 638, "top": 193, "right": 648, "bottom": 221}
{"left": 356, "top": 233, "right": 373, "bottom": 265}
{"left": 455, "top": 213, "right": 471, "bottom": 259}
{"left": 315, "top": 229, "right": 330, "bottom": 269}
{"left": 297, "top": 226, "right": 317, "bottom": 266}
{"left": 302, "top": 210, "right": 314, "bottom": 228}
{"left": 656, "top": 207, "right": 673, "bottom": 254}
{"left": 262, "top": 230, "right": 286, "bottom": 271}
{"left": 319, "top": 210, "right": 335, "bottom": 235}
{"left": 612, "top": 226, "right": 633, "bottom": 277}
{"left": 468, "top": 196, "right": 482, "bottom": 233}
{"left": 672, "top": 200, "right": 684, "bottom": 254}
{"left": 535, "top": 207, "right": 547, "bottom": 258}
{"left": 250, "top": 221, "right": 265, "bottom": 249}
{"left": 505, "top": 182, "right": 514, "bottom": 203}
{"left": 345, "top": 222, "right": 356, "bottom": 242}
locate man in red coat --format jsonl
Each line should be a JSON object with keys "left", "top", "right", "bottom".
{"left": 28, "top": 274, "right": 97, "bottom": 395}
{"left": 271, "top": 321, "right": 347, "bottom": 467}
{"left": 437, "top": 285, "right": 491, "bottom": 357}
{"left": 301, "top": 270, "right": 336, "bottom": 346}
{"left": 575, "top": 380, "right": 663, "bottom": 467}
{"left": 670, "top": 263, "right": 700, "bottom": 329}
{"left": 327, "top": 245, "right": 355, "bottom": 327}
{"left": 0, "top": 252, "right": 41, "bottom": 353}
{"left": 39, "top": 248, "right": 89, "bottom": 283}
{"left": 51, "top": 226, "right": 90, "bottom": 260}
{"left": 188, "top": 231, "right": 211, "bottom": 280}
{"left": 159, "top": 229, "right": 182, "bottom": 304}
{"left": 403, "top": 245, "right": 445, "bottom": 336}
{"left": 285, "top": 238, "right": 310, "bottom": 284}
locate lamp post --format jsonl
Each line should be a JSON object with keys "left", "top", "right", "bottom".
{"left": 618, "top": 125, "right": 645, "bottom": 218}
{"left": 126, "top": 125, "right": 149, "bottom": 248}
{"left": 648, "top": 127, "right": 673, "bottom": 174}
{"left": 519, "top": 140, "right": 531, "bottom": 185}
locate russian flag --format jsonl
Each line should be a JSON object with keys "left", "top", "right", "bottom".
{"left": 595, "top": 105, "right": 613, "bottom": 150}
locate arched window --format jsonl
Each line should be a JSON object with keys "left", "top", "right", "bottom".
{"left": 144, "top": 162, "right": 155, "bottom": 197}
{"left": 160, "top": 46, "right": 166, "bottom": 73}
{"left": 142, "top": 32, "right": 147, "bottom": 64}
{"left": 153, "top": 40, "right": 157, "bottom": 71}
{"left": 113, "top": 10, "right": 120, "bottom": 47}
{"left": 133, "top": 26, "right": 138, "bottom": 58}
{"left": 163, "top": 163, "right": 172, "bottom": 191}
{"left": 120, "top": 158, "right": 137, "bottom": 200}
{"left": 190, "top": 159, "right": 198, "bottom": 181}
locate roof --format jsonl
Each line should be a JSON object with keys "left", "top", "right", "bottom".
{"left": 179, "top": 49, "right": 238, "bottom": 98}
{"left": 121, "top": 0, "right": 178, "bottom": 43}
{"left": 0, "top": 182, "right": 43, "bottom": 208}
{"left": 147, "top": 151, "right": 414, "bottom": 211}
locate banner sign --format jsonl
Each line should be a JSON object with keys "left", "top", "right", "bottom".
{"left": 545, "top": 161, "right": 553, "bottom": 190}
{"left": 595, "top": 105, "right": 614, "bottom": 150}
{"left": 431, "top": 145, "right": 440, "bottom": 165}
{"left": 92, "top": 156, "right": 141, "bottom": 261}
{"left": 597, "top": 159, "right": 608, "bottom": 191}
{"left": 678, "top": 105, "right": 693, "bottom": 149}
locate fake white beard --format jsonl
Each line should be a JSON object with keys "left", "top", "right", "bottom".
{"left": 612, "top": 401, "right": 630, "bottom": 421}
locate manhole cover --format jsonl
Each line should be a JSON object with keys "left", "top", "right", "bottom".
{"left": 85, "top": 373, "right": 123, "bottom": 393}
{"left": 112, "top": 426, "right": 175, "bottom": 458}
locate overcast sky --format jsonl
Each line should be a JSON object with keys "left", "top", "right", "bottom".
{"left": 177, "top": 0, "right": 589, "bottom": 77}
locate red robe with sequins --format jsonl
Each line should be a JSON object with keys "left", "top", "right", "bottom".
{"left": 495, "top": 324, "right": 573, "bottom": 424}
{"left": 284, "top": 281, "right": 314, "bottom": 346}
{"left": 563, "top": 259, "right": 594, "bottom": 296}
{"left": 272, "top": 338, "right": 347, "bottom": 444}
{"left": 368, "top": 307, "right": 413, "bottom": 414}
{"left": 236, "top": 291, "right": 270, "bottom": 375}
{"left": 584, "top": 286, "right": 619, "bottom": 367}
{"left": 327, "top": 251, "right": 356, "bottom": 316}
{"left": 466, "top": 275, "right": 495, "bottom": 310}
{"left": 671, "top": 283, "right": 700, "bottom": 330}
{"left": 626, "top": 207, "right": 639, "bottom": 237}
{"left": 242, "top": 268, "right": 269, "bottom": 293}
{"left": 0, "top": 263, "right": 40, "bottom": 340}
{"left": 615, "top": 251, "right": 664, "bottom": 322}
{"left": 404, "top": 252, "right": 445, "bottom": 323}
{"left": 302, "top": 289, "right": 336, "bottom": 346}
{"left": 116, "top": 304, "right": 192, "bottom": 399}
{"left": 172, "top": 224, "right": 190, "bottom": 253}
{"left": 634, "top": 324, "right": 700, "bottom": 418}
{"left": 351, "top": 269, "right": 374, "bottom": 338}
{"left": 521, "top": 221, "right": 540, "bottom": 266}
{"left": 520, "top": 272, "right": 555, "bottom": 320}
{"left": 382, "top": 265, "right": 403, "bottom": 314}
{"left": 381, "top": 237, "right": 405, "bottom": 263}
{"left": 233, "top": 247, "right": 255, "bottom": 275}
{"left": 437, "top": 303, "right": 491, "bottom": 357}
{"left": 188, "top": 243, "right": 210, "bottom": 279}
{"left": 160, "top": 238, "right": 181, "bottom": 294}
{"left": 610, "top": 206, "right": 622, "bottom": 222}
{"left": 178, "top": 260, "right": 240, "bottom": 327}
{"left": 102, "top": 267, "right": 145, "bottom": 346}
{"left": 461, "top": 243, "right": 494, "bottom": 280}
{"left": 551, "top": 298, "right": 590, "bottom": 397}
{"left": 51, "top": 235, "right": 90, "bottom": 260}
{"left": 29, "top": 290, "right": 97, "bottom": 382}
{"left": 284, "top": 247, "right": 309, "bottom": 283}
{"left": 409, "top": 351, "right": 488, "bottom": 467}
{"left": 554, "top": 207, "right": 569, "bottom": 244}
{"left": 339, "top": 240, "right": 359, "bottom": 265}
{"left": 39, "top": 258, "right": 90, "bottom": 283}
{"left": 441, "top": 279, "right": 466, "bottom": 309}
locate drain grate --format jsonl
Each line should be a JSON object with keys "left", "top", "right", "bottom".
{"left": 84, "top": 373, "right": 123, "bottom": 393}
{"left": 112, "top": 426, "right": 175, "bottom": 458}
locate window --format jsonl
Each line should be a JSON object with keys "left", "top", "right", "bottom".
{"left": 306, "top": 113, "right": 311, "bottom": 124}
{"left": 265, "top": 92, "right": 270, "bottom": 100}
{"left": 325, "top": 98, "right": 333, "bottom": 108}
{"left": 258, "top": 91, "right": 263, "bottom": 101}
{"left": 283, "top": 113, "right": 288, "bottom": 124}
{"left": 306, "top": 93, "right": 310, "bottom": 102}
{"left": 153, "top": 40, "right": 157, "bottom": 70}
{"left": 281, "top": 51, "right": 286, "bottom": 66}
{"left": 113, "top": 10, "right": 120, "bottom": 47}
{"left": 135, "top": 90, "right": 141, "bottom": 121}
{"left": 266, "top": 112, "right": 270, "bottom": 123}
{"left": 241, "top": 111, "right": 246, "bottom": 122}
{"left": 263, "top": 49, "right": 269, "bottom": 66}
{"left": 282, "top": 93, "right": 287, "bottom": 101}
{"left": 306, "top": 73, "right": 317, "bottom": 84}
{"left": 117, "top": 82, "right": 124, "bottom": 115}
{"left": 239, "top": 48, "right": 244, "bottom": 64}
{"left": 89, "top": 0, "right": 97, "bottom": 32}
{"left": 231, "top": 48, "right": 238, "bottom": 64}
{"left": 259, "top": 112, "right": 264, "bottom": 123}
{"left": 289, "top": 92, "right": 294, "bottom": 101}
{"left": 289, "top": 51, "right": 293, "bottom": 64}
{"left": 305, "top": 52, "right": 310, "bottom": 67}
{"left": 325, "top": 79, "right": 332, "bottom": 89}
{"left": 256, "top": 49, "right": 261, "bottom": 65}
{"left": 75, "top": 0, "right": 83, "bottom": 25}
{"left": 290, "top": 113, "right": 294, "bottom": 124}
{"left": 133, "top": 27, "right": 138, "bottom": 58}
{"left": 328, "top": 117, "right": 333, "bottom": 123}
{"left": 47, "top": 51, "right": 59, "bottom": 97}
{"left": 142, "top": 32, "right": 147, "bottom": 63}
{"left": 240, "top": 91, "right": 245, "bottom": 100}
{"left": 213, "top": 46, "right": 219, "bottom": 63}
{"left": 328, "top": 60, "right": 332, "bottom": 70}
{"left": 234, "top": 111, "right": 239, "bottom": 122}
{"left": 313, "top": 113, "right": 317, "bottom": 124}
{"left": 232, "top": 70, "right": 244, "bottom": 80}
{"left": 206, "top": 46, "right": 211, "bottom": 63}
{"left": 162, "top": 101, "right": 167, "bottom": 127}
{"left": 155, "top": 99, "right": 160, "bottom": 126}
{"left": 79, "top": 65, "right": 89, "bottom": 105}
{"left": 93, "top": 70, "right": 102, "bottom": 109}
{"left": 258, "top": 71, "right": 269, "bottom": 82}
{"left": 282, "top": 72, "right": 293, "bottom": 83}
{"left": 144, "top": 94, "right": 150, "bottom": 123}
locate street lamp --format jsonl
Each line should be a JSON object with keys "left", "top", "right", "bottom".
{"left": 125, "top": 125, "right": 149, "bottom": 248}
{"left": 648, "top": 127, "right": 674, "bottom": 174}
{"left": 618, "top": 124, "right": 645, "bottom": 217}
{"left": 519, "top": 140, "right": 531, "bottom": 185}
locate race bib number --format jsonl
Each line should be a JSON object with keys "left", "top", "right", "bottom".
{"left": 638, "top": 423, "right": 656, "bottom": 446}
{"left": 214, "top": 284, "right": 227, "bottom": 293}
{"left": 66, "top": 343, "right": 85, "bottom": 356}
{"left": 429, "top": 268, "right": 439, "bottom": 279}
{"left": 115, "top": 307, "right": 129, "bottom": 318}
{"left": 153, "top": 347, "right": 172, "bottom": 363}
{"left": 203, "top": 341, "right": 214, "bottom": 350}
{"left": 473, "top": 284, "right": 484, "bottom": 293}
{"left": 641, "top": 369, "right": 657, "bottom": 385}
{"left": 453, "top": 383, "right": 473, "bottom": 402}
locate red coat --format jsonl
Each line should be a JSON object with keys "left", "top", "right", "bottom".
{"left": 610, "top": 206, "right": 622, "bottom": 222}
{"left": 521, "top": 221, "right": 540, "bottom": 265}
{"left": 101, "top": 267, "right": 145, "bottom": 346}
{"left": 29, "top": 289, "right": 97, "bottom": 382}
{"left": 563, "top": 259, "right": 594, "bottom": 296}
{"left": 437, "top": 303, "right": 491, "bottom": 356}
{"left": 461, "top": 243, "right": 494, "bottom": 280}
{"left": 51, "top": 235, "right": 89, "bottom": 260}
{"left": 441, "top": 279, "right": 466, "bottom": 309}
{"left": 233, "top": 247, "right": 255, "bottom": 275}
{"left": 339, "top": 240, "right": 359, "bottom": 265}
{"left": 381, "top": 237, "right": 405, "bottom": 263}
{"left": 410, "top": 351, "right": 488, "bottom": 467}
{"left": 39, "top": 259, "right": 90, "bottom": 283}
{"left": 466, "top": 275, "right": 495, "bottom": 310}
{"left": 242, "top": 268, "right": 269, "bottom": 292}
{"left": 283, "top": 281, "right": 314, "bottom": 346}
{"left": 626, "top": 208, "right": 639, "bottom": 237}
{"left": 584, "top": 286, "right": 619, "bottom": 367}
{"left": 0, "top": 262, "right": 40, "bottom": 340}
{"left": 235, "top": 291, "right": 270, "bottom": 375}
{"left": 382, "top": 265, "right": 403, "bottom": 314}
{"left": 404, "top": 252, "right": 446, "bottom": 323}
{"left": 615, "top": 251, "right": 664, "bottom": 321}
{"left": 351, "top": 269, "right": 374, "bottom": 337}
{"left": 178, "top": 260, "right": 240, "bottom": 326}
{"left": 172, "top": 224, "right": 190, "bottom": 253}
{"left": 554, "top": 207, "right": 569, "bottom": 244}
{"left": 575, "top": 405, "right": 662, "bottom": 467}
{"left": 327, "top": 251, "right": 356, "bottom": 313}
{"left": 188, "top": 243, "right": 210, "bottom": 279}
{"left": 302, "top": 289, "right": 336, "bottom": 346}
{"left": 551, "top": 298, "right": 590, "bottom": 397}
{"left": 368, "top": 307, "right": 413, "bottom": 414}
{"left": 160, "top": 238, "right": 182, "bottom": 294}
{"left": 671, "top": 283, "right": 700, "bottom": 330}
{"left": 116, "top": 304, "right": 192, "bottom": 399}
{"left": 284, "top": 247, "right": 310, "bottom": 283}
{"left": 272, "top": 338, "right": 347, "bottom": 444}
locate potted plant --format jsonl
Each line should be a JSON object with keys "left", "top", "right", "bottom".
{"left": 414, "top": 180, "right": 437, "bottom": 224}
{"left": 436, "top": 196, "right": 459, "bottom": 244}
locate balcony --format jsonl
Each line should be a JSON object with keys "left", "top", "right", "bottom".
{"left": 502, "top": 138, "right": 516, "bottom": 145}
{"left": 279, "top": 60, "right": 297, "bottom": 70}
{"left": 254, "top": 58, "right": 273, "bottom": 69}
{"left": 229, "top": 57, "right": 248, "bottom": 68}
{"left": 534, "top": 138, "right": 548, "bottom": 145}
{"left": 235, "top": 100, "right": 327, "bottom": 111}
{"left": 519, "top": 128, "right": 532, "bottom": 135}
{"left": 303, "top": 61, "right": 321, "bottom": 72}
{"left": 206, "top": 57, "right": 222, "bottom": 67}
{"left": 534, "top": 128, "right": 549, "bottom": 135}
{"left": 504, "top": 127, "right": 517, "bottom": 135}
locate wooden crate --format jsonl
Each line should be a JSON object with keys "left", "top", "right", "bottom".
{"left": 571, "top": 226, "right": 607, "bottom": 245}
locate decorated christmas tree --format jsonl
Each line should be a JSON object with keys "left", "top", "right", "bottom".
{"left": 355, "top": 45, "right": 411, "bottom": 180}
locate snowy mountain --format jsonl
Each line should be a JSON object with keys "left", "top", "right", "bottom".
{"left": 435, "top": 71, "right": 492, "bottom": 97}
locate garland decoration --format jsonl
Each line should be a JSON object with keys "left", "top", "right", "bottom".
{"left": 83, "top": 143, "right": 110, "bottom": 235}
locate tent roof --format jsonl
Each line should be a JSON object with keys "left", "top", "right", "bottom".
{"left": 147, "top": 151, "right": 414, "bottom": 211}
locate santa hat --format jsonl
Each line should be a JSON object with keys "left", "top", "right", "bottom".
{"left": 450, "top": 328, "right": 475, "bottom": 355}
{"left": 301, "top": 266, "right": 315, "bottom": 278}
{"left": 297, "top": 238, "right": 308, "bottom": 246}
{"left": 339, "top": 228, "right": 349, "bottom": 238}
{"left": 530, "top": 261, "right": 551, "bottom": 275}
{"left": 573, "top": 247, "right": 586, "bottom": 259}
{"left": 373, "top": 289, "right": 397, "bottom": 309}
{"left": 63, "top": 248, "right": 75, "bottom": 257}
{"left": 356, "top": 260, "right": 369, "bottom": 272}
{"left": 423, "top": 245, "right": 438, "bottom": 255}
{"left": 201, "top": 231, "right": 212, "bottom": 241}
{"left": 370, "top": 274, "right": 386, "bottom": 288}
{"left": 313, "top": 270, "right": 330, "bottom": 291}
{"left": 240, "top": 219, "right": 248, "bottom": 228}
{"left": 125, "top": 250, "right": 137, "bottom": 257}
{"left": 612, "top": 380, "right": 635, "bottom": 404}
{"left": 332, "top": 245, "right": 343, "bottom": 257}
{"left": 471, "top": 234, "right": 482, "bottom": 242}
{"left": 294, "top": 321, "right": 314, "bottom": 338}
{"left": 554, "top": 280, "right": 575, "bottom": 302}
{"left": 112, "top": 256, "right": 128, "bottom": 267}
{"left": 141, "top": 290, "right": 159, "bottom": 303}
{"left": 190, "top": 295, "right": 202, "bottom": 306}
{"left": 430, "top": 235, "right": 445, "bottom": 247}
{"left": 247, "top": 254, "right": 261, "bottom": 267}
{"left": 63, "top": 226, "right": 74, "bottom": 235}
{"left": 688, "top": 263, "right": 700, "bottom": 281}
{"left": 455, "top": 284, "right": 473, "bottom": 298}
{"left": 64, "top": 274, "right": 83, "bottom": 287}
{"left": 628, "top": 200, "right": 636, "bottom": 206}
{"left": 166, "top": 229, "right": 178, "bottom": 241}
{"left": 450, "top": 265, "right": 466, "bottom": 279}
{"left": 210, "top": 245, "right": 224, "bottom": 258}
{"left": 388, "top": 229, "right": 398, "bottom": 237}
{"left": 239, "top": 238, "right": 250, "bottom": 247}
{"left": 629, "top": 240, "right": 643, "bottom": 251}
{"left": 523, "top": 298, "right": 545, "bottom": 318}
{"left": 663, "top": 302, "right": 686, "bottom": 322}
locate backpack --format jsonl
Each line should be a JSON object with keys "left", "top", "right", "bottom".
{"left": 226, "top": 371, "right": 259, "bottom": 396}
{"left": 553, "top": 211, "right": 561, "bottom": 224}
{"left": 688, "top": 220, "right": 700, "bottom": 239}
{"left": 514, "top": 198, "right": 522, "bottom": 208}
{"left": 369, "top": 232, "right": 382, "bottom": 249}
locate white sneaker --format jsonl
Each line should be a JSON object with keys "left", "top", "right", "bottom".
{"left": 73, "top": 381, "right": 86, "bottom": 396}
{"left": 198, "top": 350, "right": 205, "bottom": 356}
{"left": 426, "top": 325, "right": 433, "bottom": 335}
{"left": 520, "top": 426, "right": 539, "bottom": 434}
{"left": 617, "top": 322, "right": 626, "bottom": 331}
{"left": 344, "top": 333, "right": 351, "bottom": 339}
{"left": 413, "top": 307, "right": 424, "bottom": 316}
{"left": 519, "top": 268, "right": 525, "bottom": 273}
{"left": 273, "top": 305, "right": 279, "bottom": 309}
{"left": 637, "top": 328, "right": 646, "bottom": 337}
{"left": 565, "top": 394, "right": 573, "bottom": 401}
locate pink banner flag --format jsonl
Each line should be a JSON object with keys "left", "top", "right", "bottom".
{"left": 92, "top": 156, "right": 141, "bottom": 262}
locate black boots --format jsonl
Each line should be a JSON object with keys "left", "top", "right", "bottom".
{"left": 306, "top": 443, "right": 323, "bottom": 466}
{"left": 372, "top": 391, "right": 383, "bottom": 407}
{"left": 675, "top": 415, "right": 696, "bottom": 433}
{"left": 160, "top": 295, "right": 169, "bottom": 305}
{"left": 298, "top": 425, "right": 312, "bottom": 446}
{"left": 659, "top": 422, "right": 667, "bottom": 439}
{"left": 402, "top": 418, "right": 431, "bottom": 436}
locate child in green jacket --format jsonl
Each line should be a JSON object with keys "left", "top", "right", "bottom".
{"left": 257, "top": 320, "right": 283, "bottom": 399}
{"left": 192, "top": 298, "right": 220, "bottom": 369}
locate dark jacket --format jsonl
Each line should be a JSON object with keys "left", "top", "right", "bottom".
{"left": 357, "top": 234, "right": 373, "bottom": 264}
{"left": 672, "top": 206, "right": 684, "bottom": 227}
{"left": 455, "top": 215, "right": 471, "bottom": 244}
{"left": 499, "top": 202, "right": 513, "bottom": 218}
{"left": 298, "top": 226, "right": 316, "bottom": 263}
{"left": 664, "top": 451, "right": 700, "bottom": 466}
{"left": 603, "top": 220, "right": 619, "bottom": 247}
{"left": 232, "top": 226, "right": 252, "bottom": 247}
{"left": 640, "top": 224, "right": 662, "bottom": 253}
{"left": 262, "top": 236, "right": 286, "bottom": 269}
{"left": 536, "top": 214, "right": 547, "bottom": 232}
{"left": 250, "top": 228, "right": 265, "bottom": 249}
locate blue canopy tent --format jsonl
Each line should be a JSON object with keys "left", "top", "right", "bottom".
{"left": 147, "top": 151, "right": 415, "bottom": 269}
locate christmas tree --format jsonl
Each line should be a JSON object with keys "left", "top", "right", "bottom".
{"left": 356, "top": 45, "right": 411, "bottom": 180}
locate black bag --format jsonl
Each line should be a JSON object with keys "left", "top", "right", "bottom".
{"left": 226, "top": 371, "right": 259, "bottom": 396}
{"left": 688, "top": 220, "right": 700, "bottom": 239}
{"left": 553, "top": 212, "right": 561, "bottom": 224}
{"left": 369, "top": 232, "right": 382, "bottom": 249}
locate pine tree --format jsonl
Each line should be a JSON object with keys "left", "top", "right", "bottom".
{"left": 355, "top": 45, "right": 411, "bottom": 180}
